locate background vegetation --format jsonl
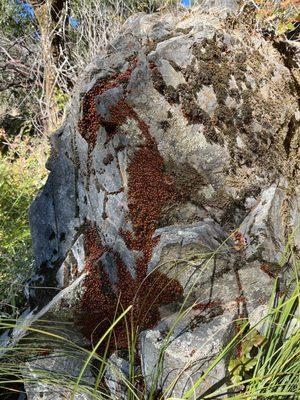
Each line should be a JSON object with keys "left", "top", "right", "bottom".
{"left": 0, "top": 133, "right": 47, "bottom": 317}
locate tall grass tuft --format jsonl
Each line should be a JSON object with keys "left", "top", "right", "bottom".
{"left": 178, "top": 242, "right": 300, "bottom": 399}
{"left": 0, "top": 234, "right": 299, "bottom": 399}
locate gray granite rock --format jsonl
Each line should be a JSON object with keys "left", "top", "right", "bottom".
{"left": 105, "top": 352, "right": 132, "bottom": 400}
{"left": 23, "top": 351, "right": 95, "bottom": 400}
{"left": 140, "top": 307, "right": 235, "bottom": 398}
{"left": 20, "top": 4, "right": 300, "bottom": 398}
{"left": 240, "top": 184, "right": 286, "bottom": 263}
{"left": 239, "top": 264, "right": 275, "bottom": 331}
{"left": 95, "top": 86, "right": 124, "bottom": 122}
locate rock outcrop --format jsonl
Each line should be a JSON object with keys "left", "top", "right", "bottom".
{"left": 14, "top": 4, "right": 300, "bottom": 399}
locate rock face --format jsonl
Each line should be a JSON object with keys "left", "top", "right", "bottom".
{"left": 26, "top": 5, "right": 299, "bottom": 399}
{"left": 23, "top": 352, "right": 95, "bottom": 400}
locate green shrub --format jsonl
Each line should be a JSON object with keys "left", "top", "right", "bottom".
{"left": 252, "top": 0, "right": 299, "bottom": 36}
{"left": 0, "top": 133, "right": 48, "bottom": 316}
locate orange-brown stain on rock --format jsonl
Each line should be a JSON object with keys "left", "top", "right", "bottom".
{"left": 78, "top": 62, "right": 137, "bottom": 150}
{"left": 77, "top": 62, "right": 183, "bottom": 352}
{"left": 79, "top": 225, "right": 182, "bottom": 352}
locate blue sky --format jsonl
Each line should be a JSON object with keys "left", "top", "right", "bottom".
{"left": 19, "top": 1, "right": 34, "bottom": 18}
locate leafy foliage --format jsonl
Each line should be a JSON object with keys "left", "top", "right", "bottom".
{"left": 54, "top": 87, "right": 70, "bottom": 113}
{"left": 0, "top": 0, "right": 35, "bottom": 38}
{"left": 0, "top": 133, "right": 48, "bottom": 316}
{"left": 253, "top": 0, "right": 300, "bottom": 36}
{"left": 228, "top": 327, "right": 265, "bottom": 385}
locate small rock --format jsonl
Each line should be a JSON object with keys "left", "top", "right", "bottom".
{"left": 23, "top": 351, "right": 95, "bottom": 400}
{"left": 105, "top": 351, "right": 132, "bottom": 400}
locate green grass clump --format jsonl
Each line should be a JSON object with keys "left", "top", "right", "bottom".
{"left": 0, "top": 278, "right": 298, "bottom": 399}
{"left": 179, "top": 243, "right": 300, "bottom": 399}
{"left": 0, "top": 234, "right": 299, "bottom": 399}
{"left": 0, "top": 135, "right": 48, "bottom": 316}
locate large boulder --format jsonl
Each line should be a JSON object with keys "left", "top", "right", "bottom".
{"left": 22, "top": 5, "right": 300, "bottom": 399}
